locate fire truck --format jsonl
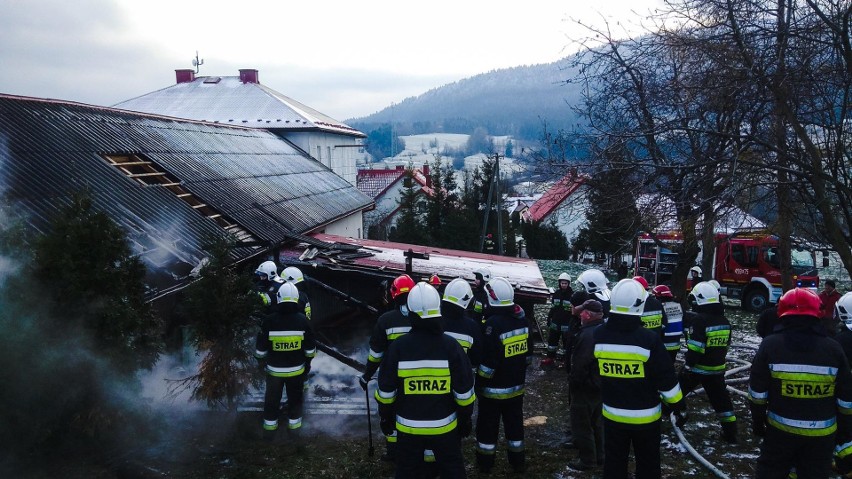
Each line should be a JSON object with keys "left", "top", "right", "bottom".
{"left": 635, "top": 231, "right": 821, "bottom": 311}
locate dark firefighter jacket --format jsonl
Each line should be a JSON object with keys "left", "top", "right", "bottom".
{"left": 835, "top": 326, "right": 852, "bottom": 365}
{"left": 548, "top": 287, "right": 575, "bottom": 332}
{"left": 593, "top": 311, "right": 684, "bottom": 427}
{"left": 364, "top": 305, "right": 412, "bottom": 380}
{"left": 749, "top": 316, "right": 852, "bottom": 447}
{"left": 641, "top": 295, "right": 667, "bottom": 338}
{"left": 569, "top": 318, "right": 604, "bottom": 392}
{"left": 471, "top": 287, "right": 490, "bottom": 328}
{"left": 684, "top": 303, "right": 731, "bottom": 375}
{"left": 254, "top": 304, "right": 316, "bottom": 378}
{"left": 375, "top": 317, "right": 476, "bottom": 435}
{"left": 254, "top": 278, "right": 284, "bottom": 311}
{"left": 440, "top": 302, "right": 484, "bottom": 370}
{"left": 661, "top": 298, "right": 684, "bottom": 353}
{"left": 477, "top": 306, "right": 529, "bottom": 400}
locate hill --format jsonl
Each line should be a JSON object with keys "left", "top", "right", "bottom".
{"left": 349, "top": 57, "right": 585, "bottom": 142}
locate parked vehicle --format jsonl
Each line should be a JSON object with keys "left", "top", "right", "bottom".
{"left": 634, "top": 231, "right": 821, "bottom": 312}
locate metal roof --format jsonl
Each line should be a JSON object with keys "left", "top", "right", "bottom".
{"left": 0, "top": 94, "right": 373, "bottom": 298}
{"left": 278, "top": 233, "right": 550, "bottom": 302}
{"left": 113, "top": 76, "right": 365, "bottom": 138}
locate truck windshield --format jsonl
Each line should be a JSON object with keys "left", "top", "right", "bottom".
{"left": 791, "top": 248, "right": 814, "bottom": 268}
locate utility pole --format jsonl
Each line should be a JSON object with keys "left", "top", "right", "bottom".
{"left": 479, "top": 153, "right": 504, "bottom": 254}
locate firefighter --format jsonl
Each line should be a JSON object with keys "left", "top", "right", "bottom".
{"left": 688, "top": 266, "right": 703, "bottom": 290}
{"left": 360, "top": 274, "right": 416, "bottom": 461}
{"left": 576, "top": 268, "right": 611, "bottom": 320}
{"left": 476, "top": 277, "right": 529, "bottom": 473}
{"left": 679, "top": 281, "right": 738, "bottom": 443}
{"left": 593, "top": 278, "right": 686, "bottom": 479}
{"left": 254, "top": 282, "right": 316, "bottom": 440}
{"left": 634, "top": 276, "right": 667, "bottom": 340}
{"left": 567, "top": 299, "right": 605, "bottom": 471}
{"left": 541, "top": 272, "right": 574, "bottom": 370}
{"left": 375, "top": 282, "right": 476, "bottom": 479}
{"left": 253, "top": 260, "right": 284, "bottom": 312}
{"left": 281, "top": 266, "right": 311, "bottom": 320}
{"left": 440, "top": 277, "right": 483, "bottom": 370}
{"left": 834, "top": 292, "right": 852, "bottom": 362}
{"left": 652, "top": 284, "right": 684, "bottom": 362}
{"left": 749, "top": 288, "right": 852, "bottom": 478}
{"left": 470, "top": 267, "right": 492, "bottom": 328}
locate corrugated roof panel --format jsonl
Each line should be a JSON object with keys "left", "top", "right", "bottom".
{"left": 0, "top": 94, "right": 373, "bottom": 298}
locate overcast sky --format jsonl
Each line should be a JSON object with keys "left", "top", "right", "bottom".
{"left": 0, "top": 0, "right": 663, "bottom": 121}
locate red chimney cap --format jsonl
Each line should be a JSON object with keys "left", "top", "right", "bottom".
{"left": 239, "top": 69, "right": 259, "bottom": 84}
{"left": 175, "top": 69, "right": 195, "bottom": 84}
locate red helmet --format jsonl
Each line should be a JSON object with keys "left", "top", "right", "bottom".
{"left": 651, "top": 284, "right": 674, "bottom": 299}
{"left": 633, "top": 276, "right": 649, "bottom": 290}
{"left": 777, "top": 288, "right": 821, "bottom": 318}
{"left": 390, "top": 274, "right": 415, "bottom": 299}
{"left": 428, "top": 274, "right": 442, "bottom": 286}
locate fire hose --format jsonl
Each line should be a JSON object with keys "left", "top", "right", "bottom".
{"left": 670, "top": 413, "right": 731, "bottom": 479}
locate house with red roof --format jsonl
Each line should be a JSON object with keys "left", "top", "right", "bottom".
{"left": 522, "top": 172, "right": 588, "bottom": 243}
{"left": 356, "top": 165, "right": 434, "bottom": 240}
{"left": 114, "top": 69, "right": 365, "bottom": 185}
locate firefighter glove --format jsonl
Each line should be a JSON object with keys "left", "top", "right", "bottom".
{"left": 358, "top": 375, "right": 370, "bottom": 391}
{"left": 380, "top": 417, "right": 395, "bottom": 436}
{"left": 458, "top": 416, "right": 472, "bottom": 438}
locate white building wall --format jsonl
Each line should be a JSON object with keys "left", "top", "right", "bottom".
{"left": 286, "top": 131, "right": 361, "bottom": 185}
{"left": 364, "top": 181, "right": 409, "bottom": 237}
{"left": 318, "top": 211, "right": 364, "bottom": 239}
{"left": 544, "top": 186, "right": 590, "bottom": 245}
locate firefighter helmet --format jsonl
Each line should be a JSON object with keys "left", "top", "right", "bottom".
{"left": 651, "top": 284, "right": 674, "bottom": 299}
{"left": 443, "top": 278, "right": 474, "bottom": 309}
{"left": 632, "top": 276, "right": 649, "bottom": 290}
{"left": 577, "top": 269, "right": 608, "bottom": 294}
{"left": 690, "top": 266, "right": 703, "bottom": 277}
{"left": 609, "top": 278, "right": 647, "bottom": 316}
{"left": 473, "top": 267, "right": 492, "bottom": 283}
{"left": 255, "top": 261, "right": 279, "bottom": 282}
{"left": 709, "top": 279, "right": 721, "bottom": 293}
{"left": 407, "top": 282, "right": 442, "bottom": 319}
{"left": 777, "top": 287, "right": 822, "bottom": 318}
{"left": 281, "top": 266, "right": 305, "bottom": 284}
{"left": 429, "top": 274, "right": 442, "bottom": 287}
{"left": 390, "top": 274, "right": 415, "bottom": 299}
{"left": 689, "top": 281, "right": 720, "bottom": 306}
{"left": 835, "top": 292, "right": 852, "bottom": 329}
{"left": 485, "top": 277, "right": 514, "bottom": 307}
{"left": 558, "top": 272, "right": 571, "bottom": 283}
{"left": 276, "top": 282, "right": 300, "bottom": 304}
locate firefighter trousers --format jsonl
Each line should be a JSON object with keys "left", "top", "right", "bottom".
{"left": 679, "top": 371, "right": 737, "bottom": 439}
{"left": 262, "top": 374, "right": 305, "bottom": 432}
{"left": 756, "top": 427, "right": 835, "bottom": 478}
{"left": 396, "top": 430, "right": 465, "bottom": 479}
{"left": 603, "top": 420, "right": 662, "bottom": 479}
{"left": 569, "top": 387, "right": 603, "bottom": 466}
{"left": 476, "top": 395, "right": 524, "bottom": 471}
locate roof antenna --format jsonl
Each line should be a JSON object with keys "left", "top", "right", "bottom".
{"left": 192, "top": 51, "right": 204, "bottom": 74}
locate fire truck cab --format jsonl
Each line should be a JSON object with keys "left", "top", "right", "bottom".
{"left": 635, "top": 231, "right": 820, "bottom": 312}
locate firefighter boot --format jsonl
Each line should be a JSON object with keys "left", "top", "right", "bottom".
{"left": 721, "top": 421, "right": 738, "bottom": 444}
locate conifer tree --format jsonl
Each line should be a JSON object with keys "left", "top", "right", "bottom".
{"left": 389, "top": 169, "right": 428, "bottom": 245}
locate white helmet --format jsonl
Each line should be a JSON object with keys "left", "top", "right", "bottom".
{"left": 558, "top": 273, "right": 571, "bottom": 282}
{"left": 443, "top": 278, "right": 474, "bottom": 309}
{"left": 690, "top": 281, "right": 720, "bottom": 305}
{"left": 835, "top": 292, "right": 852, "bottom": 329}
{"left": 276, "top": 282, "right": 300, "bottom": 304}
{"left": 407, "top": 282, "right": 442, "bottom": 319}
{"left": 281, "top": 266, "right": 305, "bottom": 284}
{"left": 485, "top": 277, "right": 514, "bottom": 307}
{"left": 255, "top": 261, "right": 279, "bottom": 281}
{"left": 690, "top": 266, "right": 703, "bottom": 276}
{"left": 708, "top": 279, "right": 721, "bottom": 293}
{"left": 473, "top": 267, "right": 492, "bottom": 283}
{"left": 609, "top": 278, "right": 647, "bottom": 316}
{"left": 577, "top": 269, "right": 608, "bottom": 294}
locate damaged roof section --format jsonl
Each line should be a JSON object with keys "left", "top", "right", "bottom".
{"left": 0, "top": 94, "right": 373, "bottom": 299}
{"left": 278, "top": 233, "right": 550, "bottom": 302}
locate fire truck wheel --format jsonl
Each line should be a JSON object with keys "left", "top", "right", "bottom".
{"left": 743, "top": 289, "right": 769, "bottom": 312}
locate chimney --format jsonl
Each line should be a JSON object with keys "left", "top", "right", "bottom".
{"left": 175, "top": 69, "right": 195, "bottom": 84}
{"left": 422, "top": 164, "right": 431, "bottom": 188}
{"left": 239, "top": 69, "right": 259, "bottom": 84}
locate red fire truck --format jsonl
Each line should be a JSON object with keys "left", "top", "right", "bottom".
{"left": 635, "top": 231, "right": 820, "bottom": 311}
